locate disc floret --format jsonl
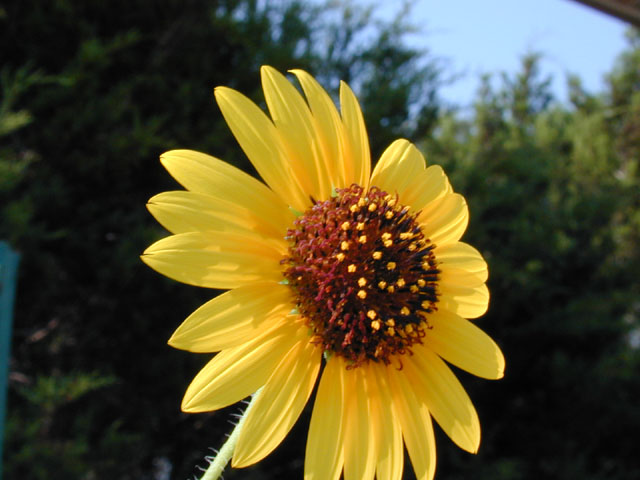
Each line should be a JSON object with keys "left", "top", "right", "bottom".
{"left": 283, "top": 184, "right": 440, "bottom": 367}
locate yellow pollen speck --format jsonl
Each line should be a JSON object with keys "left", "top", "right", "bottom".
{"left": 417, "top": 278, "right": 426, "bottom": 287}
{"left": 350, "top": 205, "right": 359, "bottom": 213}
{"left": 386, "top": 327, "right": 396, "bottom": 336}
{"left": 386, "top": 319, "right": 395, "bottom": 326}
{"left": 408, "top": 243, "right": 417, "bottom": 251}
{"left": 401, "top": 306, "right": 410, "bottom": 316}
{"left": 387, "top": 262, "right": 396, "bottom": 270}
{"left": 387, "top": 199, "right": 396, "bottom": 207}
{"left": 367, "top": 310, "right": 377, "bottom": 319}
{"left": 358, "top": 277, "right": 367, "bottom": 287}
{"left": 368, "top": 203, "right": 377, "bottom": 212}
{"left": 378, "top": 281, "right": 387, "bottom": 289}
{"left": 341, "top": 221, "right": 350, "bottom": 231}
{"left": 410, "top": 285, "right": 419, "bottom": 293}
{"left": 358, "top": 198, "right": 366, "bottom": 207}
{"left": 400, "top": 232, "right": 412, "bottom": 240}
{"left": 356, "top": 222, "right": 365, "bottom": 230}
{"left": 397, "top": 278, "right": 406, "bottom": 287}
{"left": 384, "top": 194, "right": 392, "bottom": 201}
{"left": 387, "top": 285, "right": 395, "bottom": 293}
{"left": 358, "top": 235, "right": 367, "bottom": 243}
{"left": 381, "top": 232, "right": 392, "bottom": 240}
{"left": 347, "top": 264, "right": 357, "bottom": 273}
{"left": 336, "top": 253, "right": 345, "bottom": 262}
{"left": 383, "top": 239, "right": 393, "bottom": 248}
{"left": 385, "top": 211, "right": 394, "bottom": 219}
{"left": 357, "top": 289, "right": 367, "bottom": 299}
{"left": 371, "top": 319, "right": 381, "bottom": 330}
{"left": 372, "top": 251, "right": 382, "bottom": 260}
{"left": 421, "top": 300, "right": 431, "bottom": 309}
{"left": 406, "top": 324, "right": 414, "bottom": 333}
{"left": 422, "top": 262, "right": 431, "bottom": 270}
{"left": 341, "top": 241, "right": 350, "bottom": 251}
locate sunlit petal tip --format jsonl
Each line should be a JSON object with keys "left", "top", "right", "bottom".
{"left": 339, "top": 80, "right": 371, "bottom": 187}
{"left": 180, "top": 397, "right": 203, "bottom": 413}
{"left": 425, "top": 310, "right": 504, "bottom": 380}
{"left": 214, "top": 80, "right": 313, "bottom": 212}
{"left": 420, "top": 193, "right": 469, "bottom": 246}
{"left": 233, "top": 333, "right": 321, "bottom": 468}
{"left": 436, "top": 242, "right": 489, "bottom": 289}
{"left": 180, "top": 321, "right": 301, "bottom": 414}
{"left": 166, "top": 333, "right": 180, "bottom": 349}
{"left": 167, "top": 283, "right": 292, "bottom": 353}
{"left": 139, "top": 250, "right": 158, "bottom": 269}
{"left": 495, "top": 348, "right": 506, "bottom": 379}
{"left": 260, "top": 64, "right": 277, "bottom": 75}
{"left": 181, "top": 382, "right": 216, "bottom": 413}
{"left": 370, "top": 139, "right": 428, "bottom": 201}
{"left": 407, "top": 350, "right": 480, "bottom": 454}
{"left": 159, "top": 149, "right": 205, "bottom": 173}
{"left": 212, "top": 86, "right": 231, "bottom": 108}
{"left": 146, "top": 192, "right": 163, "bottom": 205}
{"left": 260, "top": 65, "right": 282, "bottom": 89}
{"left": 212, "top": 84, "right": 232, "bottom": 99}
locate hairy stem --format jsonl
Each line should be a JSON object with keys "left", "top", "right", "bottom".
{"left": 198, "top": 388, "right": 262, "bottom": 480}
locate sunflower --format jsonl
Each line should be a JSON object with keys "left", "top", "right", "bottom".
{"left": 142, "top": 66, "right": 504, "bottom": 480}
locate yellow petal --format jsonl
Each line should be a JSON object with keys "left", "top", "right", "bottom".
{"left": 214, "top": 87, "right": 309, "bottom": 211}
{"left": 408, "top": 349, "right": 480, "bottom": 453}
{"left": 369, "top": 363, "right": 403, "bottom": 480}
{"left": 305, "top": 357, "right": 346, "bottom": 480}
{"left": 343, "top": 366, "right": 377, "bottom": 480}
{"left": 436, "top": 241, "right": 488, "bottom": 286}
{"left": 419, "top": 193, "right": 469, "bottom": 246}
{"left": 340, "top": 80, "right": 371, "bottom": 188}
{"left": 424, "top": 309, "right": 505, "bottom": 379}
{"left": 141, "top": 232, "right": 284, "bottom": 289}
{"left": 290, "top": 69, "right": 345, "bottom": 189}
{"left": 168, "top": 282, "right": 292, "bottom": 352}
{"left": 159, "top": 150, "right": 294, "bottom": 233}
{"left": 233, "top": 334, "right": 321, "bottom": 467}
{"left": 181, "top": 318, "right": 300, "bottom": 412}
{"left": 439, "top": 282, "right": 490, "bottom": 319}
{"left": 386, "top": 364, "right": 436, "bottom": 480}
{"left": 370, "top": 139, "right": 425, "bottom": 198}
{"left": 147, "top": 191, "right": 288, "bottom": 239}
{"left": 261, "top": 66, "right": 331, "bottom": 201}
{"left": 401, "top": 164, "right": 451, "bottom": 212}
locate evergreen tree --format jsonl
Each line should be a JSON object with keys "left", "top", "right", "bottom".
{"left": 425, "top": 41, "right": 640, "bottom": 480}
{"left": 0, "top": 1, "right": 439, "bottom": 478}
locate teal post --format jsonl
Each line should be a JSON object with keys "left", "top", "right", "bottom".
{"left": 0, "top": 241, "right": 20, "bottom": 480}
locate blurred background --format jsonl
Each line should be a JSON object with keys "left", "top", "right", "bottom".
{"left": 1, "top": 0, "right": 639, "bottom": 479}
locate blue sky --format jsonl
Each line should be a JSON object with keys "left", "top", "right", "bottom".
{"left": 380, "top": 0, "right": 630, "bottom": 107}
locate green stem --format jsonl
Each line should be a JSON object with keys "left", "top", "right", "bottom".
{"left": 198, "top": 388, "right": 262, "bottom": 480}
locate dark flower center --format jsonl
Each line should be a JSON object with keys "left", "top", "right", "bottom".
{"left": 282, "top": 184, "right": 439, "bottom": 367}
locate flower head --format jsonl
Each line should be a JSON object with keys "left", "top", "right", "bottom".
{"left": 142, "top": 66, "right": 505, "bottom": 480}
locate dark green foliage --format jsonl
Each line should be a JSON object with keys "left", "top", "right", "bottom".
{"left": 1, "top": 0, "right": 639, "bottom": 478}
{"left": 1, "top": 1, "right": 440, "bottom": 479}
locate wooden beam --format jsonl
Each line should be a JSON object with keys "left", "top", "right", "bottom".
{"left": 570, "top": 0, "right": 640, "bottom": 27}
